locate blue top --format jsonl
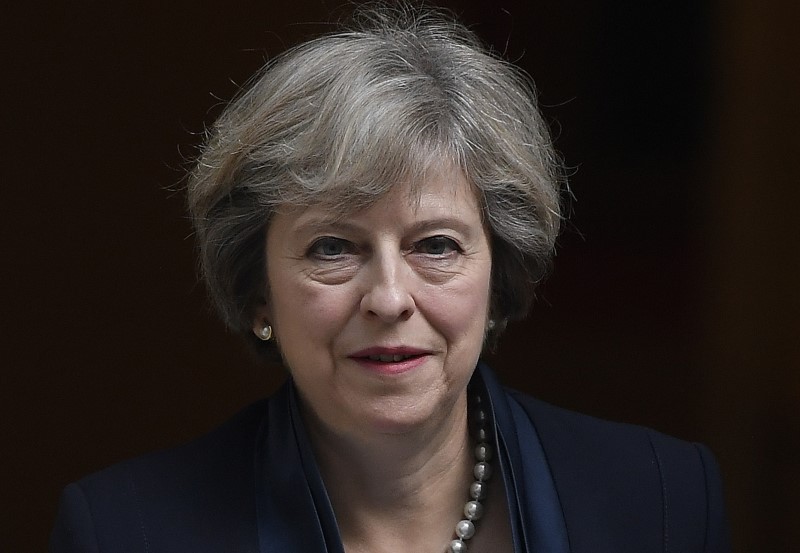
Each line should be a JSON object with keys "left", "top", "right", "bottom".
{"left": 50, "top": 363, "right": 731, "bottom": 552}
{"left": 253, "top": 362, "right": 569, "bottom": 552}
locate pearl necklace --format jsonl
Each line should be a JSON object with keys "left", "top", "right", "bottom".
{"left": 447, "top": 388, "right": 493, "bottom": 553}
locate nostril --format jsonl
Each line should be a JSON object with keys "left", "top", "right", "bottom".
{"left": 359, "top": 258, "right": 416, "bottom": 321}
{"left": 360, "top": 286, "right": 415, "bottom": 322}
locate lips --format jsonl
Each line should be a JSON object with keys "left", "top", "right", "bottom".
{"left": 350, "top": 346, "right": 428, "bottom": 359}
{"left": 348, "top": 346, "right": 431, "bottom": 375}
{"left": 367, "top": 353, "right": 418, "bottom": 362}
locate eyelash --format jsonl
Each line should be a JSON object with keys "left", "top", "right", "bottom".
{"left": 414, "top": 235, "right": 461, "bottom": 256}
{"left": 306, "top": 235, "right": 462, "bottom": 260}
{"left": 308, "top": 237, "right": 354, "bottom": 259}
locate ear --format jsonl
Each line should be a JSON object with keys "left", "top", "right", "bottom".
{"left": 250, "top": 298, "right": 272, "bottom": 338}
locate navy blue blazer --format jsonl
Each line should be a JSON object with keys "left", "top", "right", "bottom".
{"left": 50, "top": 364, "right": 731, "bottom": 552}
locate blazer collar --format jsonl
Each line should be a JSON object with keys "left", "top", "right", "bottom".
{"left": 253, "top": 364, "right": 567, "bottom": 553}
{"left": 477, "top": 361, "right": 570, "bottom": 553}
{"left": 254, "top": 380, "right": 343, "bottom": 552}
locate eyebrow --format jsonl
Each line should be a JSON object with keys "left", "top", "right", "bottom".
{"left": 292, "top": 217, "right": 364, "bottom": 235}
{"left": 409, "top": 217, "right": 478, "bottom": 238}
{"left": 293, "top": 215, "right": 479, "bottom": 238}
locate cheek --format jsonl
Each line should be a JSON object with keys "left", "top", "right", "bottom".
{"left": 421, "top": 269, "right": 492, "bottom": 342}
{"left": 270, "top": 276, "right": 354, "bottom": 355}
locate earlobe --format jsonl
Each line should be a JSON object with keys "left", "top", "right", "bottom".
{"left": 251, "top": 300, "right": 273, "bottom": 340}
{"left": 255, "top": 324, "right": 273, "bottom": 341}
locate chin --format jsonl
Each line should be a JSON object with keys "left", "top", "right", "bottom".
{"left": 356, "top": 391, "right": 464, "bottom": 438}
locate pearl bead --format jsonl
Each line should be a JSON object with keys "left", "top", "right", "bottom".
{"left": 473, "top": 461, "right": 491, "bottom": 481}
{"left": 474, "top": 443, "right": 492, "bottom": 462}
{"left": 455, "top": 520, "right": 476, "bottom": 540}
{"left": 449, "top": 539, "right": 467, "bottom": 553}
{"left": 470, "top": 408, "right": 488, "bottom": 426}
{"left": 448, "top": 390, "right": 492, "bottom": 551}
{"left": 469, "top": 480, "right": 488, "bottom": 500}
{"left": 464, "top": 500, "right": 484, "bottom": 520}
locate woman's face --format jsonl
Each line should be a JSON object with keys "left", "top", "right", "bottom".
{"left": 258, "top": 167, "right": 492, "bottom": 439}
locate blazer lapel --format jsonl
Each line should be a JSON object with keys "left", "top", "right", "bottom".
{"left": 254, "top": 381, "right": 344, "bottom": 553}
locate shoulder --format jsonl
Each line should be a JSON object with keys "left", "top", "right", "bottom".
{"left": 50, "top": 399, "right": 270, "bottom": 553}
{"left": 504, "top": 388, "right": 731, "bottom": 553}
{"left": 80, "top": 396, "right": 268, "bottom": 498}
{"left": 506, "top": 387, "right": 696, "bottom": 458}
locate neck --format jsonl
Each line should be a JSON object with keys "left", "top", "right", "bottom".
{"left": 303, "top": 392, "right": 473, "bottom": 552}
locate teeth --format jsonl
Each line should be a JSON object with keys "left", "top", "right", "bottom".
{"left": 368, "top": 354, "right": 413, "bottom": 362}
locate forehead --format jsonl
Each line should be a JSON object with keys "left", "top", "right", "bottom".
{"left": 280, "top": 165, "right": 483, "bottom": 226}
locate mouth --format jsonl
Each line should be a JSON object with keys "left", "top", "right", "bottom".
{"left": 348, "top": 347, "right": 430, "bottom": 374}
{"left": 365, "top": 353, "right": 421, "bottom": 363}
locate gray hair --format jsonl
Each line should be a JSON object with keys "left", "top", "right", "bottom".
{"left": 187, "top": 4, "right": 563, "bottom": 354}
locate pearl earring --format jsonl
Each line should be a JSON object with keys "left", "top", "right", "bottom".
{"left": 257, "top": 324, "right": 273, "bottom": 341}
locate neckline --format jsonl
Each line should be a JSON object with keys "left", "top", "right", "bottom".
{"left": 252, "top": 363, "right": 567, "bottom": 553}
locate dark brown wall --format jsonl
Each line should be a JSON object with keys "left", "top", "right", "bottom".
{"left": 4, "top": 1, "right": 798, "bottom": 551}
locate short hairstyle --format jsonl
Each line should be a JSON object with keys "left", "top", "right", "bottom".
{"left": 187, "top": 3, "right": 563, "bottom": 355}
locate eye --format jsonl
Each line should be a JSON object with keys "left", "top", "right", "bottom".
{"left": 308, "top": 237, "right": 352, "bottom": 259}
{"left": 415, "top": 235, "right": 461, "bottom": 256}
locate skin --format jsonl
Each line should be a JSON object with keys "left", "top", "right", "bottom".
{"left": 253, "top": 166, "right": 512, "bottom": 552}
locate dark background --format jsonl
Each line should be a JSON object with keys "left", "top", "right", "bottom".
{"left": 3, "top": 1, "right": 798, "bottom": 551}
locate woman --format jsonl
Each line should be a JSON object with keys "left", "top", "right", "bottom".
{"left": 51, "top": 5, "right": 730, "bottom": 552}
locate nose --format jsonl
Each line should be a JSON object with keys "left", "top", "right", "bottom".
{"left": 359, "top": 251, "right": 416, "bottom": 323}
